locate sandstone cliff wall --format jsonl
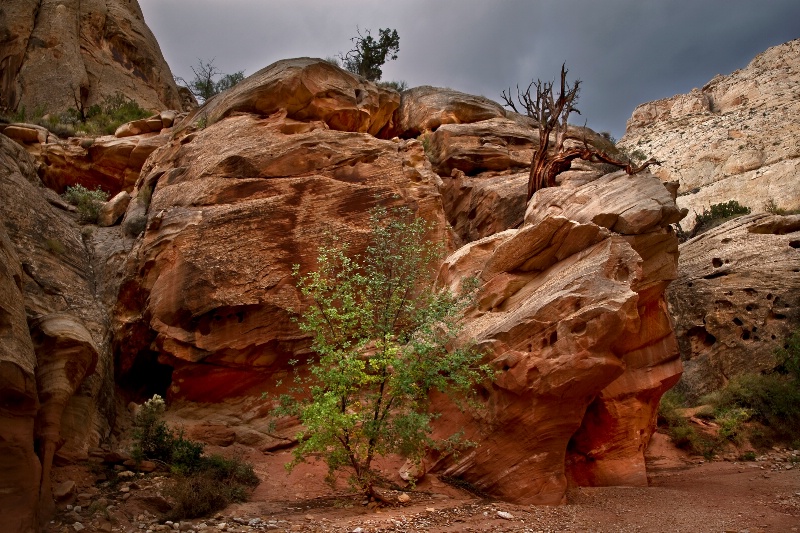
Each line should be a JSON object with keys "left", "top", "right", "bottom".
{"left": 0, "top": 0, "right": 186, "bottom": 114}
{"left": 619, "top": 39, "right": 800, "bottom": 230}
{"left": 0, "top": 134, "right": 127, "bottom": 529}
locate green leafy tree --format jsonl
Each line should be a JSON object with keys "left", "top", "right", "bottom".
{"left": 277, "top": 206, "right": 487, "bottom": 498}
{"left": 177, "top": 58, "right": 245, "bottom": 104}
{"left": 340, "top": 27, "right": 400, "bottom": 82}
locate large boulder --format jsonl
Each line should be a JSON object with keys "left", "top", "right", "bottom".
{"left": 389, "top": 86, "right": 507, "bottom": 138}
{"left": 667, "top": 214, "right": 800, "bottom": 401}
{"left": 619, "top": 39, "right": 800, "bottom": 230}
{"left": 431, "top": 170, "right": 684, "bottom": 504}
{"left": 1, "top": 0, "right": 186, "bottom": 114}
{"left": 194, "top": 58, "right": 400, "bottom": 136}
{"left": 113, "top": 108, "right": 447, "bottom": 401}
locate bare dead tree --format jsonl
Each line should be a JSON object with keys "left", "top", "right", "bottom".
{"left": 502, "top": 64, "right": 659, "bottom": 201}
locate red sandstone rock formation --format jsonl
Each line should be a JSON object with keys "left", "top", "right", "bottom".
{"left": 0, "top": 53, "right": 690, "bottom": 523}
{"left": 0, "top": 209, "right": 41, "bottom": 533}
{"left": 0, "top": 111, "right": 181, "bottom": 195}
{"left": 0, "top": 135, "right": 117, "bottom": 529}
{"left": 430, "top": 170, "right": 684, "bottom": 503}
{"left": 109, "top": 59, "right": 685, "bottom": 505}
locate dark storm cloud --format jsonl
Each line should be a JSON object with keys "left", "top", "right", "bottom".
{"left": 140, "top": 0, "right": 799, "bottom": 139}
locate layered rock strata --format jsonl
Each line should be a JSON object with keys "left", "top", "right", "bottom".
{"left": 0, "top": 134, "right": 122, "bottom": 528}
{"left": 0, "top": 110, "right": 182, "bottom": 195}
{"left": 619, "top": 39, "right": 800, "bottom": 229}
{"left": 668, "top": 214, "right": 800, "bottom": 401}
{"left": 433, "top": 170, "right": 684, "bottom": 503}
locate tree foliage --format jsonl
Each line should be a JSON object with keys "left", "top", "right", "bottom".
{"left": 177, "top": 58, "right": 245, "bottom": 104}
{"left": 340, "top": 27, "right": 400, "bottom": 82}
{"left": 277, "top": 206, "right": 487, "bottom": 498}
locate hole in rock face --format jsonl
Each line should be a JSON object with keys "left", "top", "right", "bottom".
{"left": 687, "top": 326, "right": 717, "bottom": 350}
{"left": 550, "top": 331, "right": 558, "bottom": 346}
{"left": 571, "top": 322, "right": 587, "bottom": 335}
{"left": 746, "top": 304, "right": 755, "bottom": 312}
{"left": 732, "top": 317, "right": 743, "bottom": 326}
{"left": 767, "top": 293, "right": 773, "bottom": 300}
{"left": 712, "top": 258, "right": 723, "bottom": 268}
{"left": 741, "top": 330, "right": 751, "bottom": 341}
{"left": 614, "top": 264, "right": 630, "bottom": 282}
{"left": 789, "top": 240, "right": 800, "bottom": 249}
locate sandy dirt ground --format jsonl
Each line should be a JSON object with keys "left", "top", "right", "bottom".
{"left": 45, "top": 432, "right": 800, "bottom": 533}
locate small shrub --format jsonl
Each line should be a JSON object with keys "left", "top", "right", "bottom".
{"left": 201, "top": 454, "right": 259, "bottom": 487}
{"left": 169, "top": 432, "right": 205, "bottom": 475}
{"left": 776, "top": 329, "right": 800, "bottom": 378}
{"left": 131, "top": 394, "right": 173, "bottom": 463}
{"left": 44, "top": 238, "right": 65, "bottom": 255}
{"left": 378, "top": 80, "right": 408, "bottom": 92}
{"left": 715, "top": 406, "right": 752, "bottom": 442}
{"left": 163, "top": 454, "right": 258, "bottom": 520}
{"left": 692, "top": 200, "right": 751, "bottom": 236}
{"left": 658, "top": 389, "right": 721, "bottom": 458}
{"left": 419, "top": 133, "right": 434, "bottom": 159}
{"left": 62, "top": 184, "right": 109, "bottom": 223}
{"left": 164, "top": 472, "right": 242, "bottom": 520}
{"left": 130, "top": 395, "right": 259, "bottom": 519}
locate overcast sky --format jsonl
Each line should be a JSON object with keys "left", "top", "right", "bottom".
{"left": 139, "top": 0, "right": 799, "bottom": 140}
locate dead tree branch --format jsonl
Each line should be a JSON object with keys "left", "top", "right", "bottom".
{"left": 502, "top": 64, "right": 659, "bottom": 202}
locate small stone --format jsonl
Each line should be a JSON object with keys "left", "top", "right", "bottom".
{"left": 73, "top": 506, "right": 82, "bottom": 513}
{"left": 54, "top": 480, "right": 77, "bottom": 501}
{"left": 497, "top": 511, "right": 514, "bottom": 520}
{"left": 352, "top": 528, "right": 365, "bottom": 533}
{"left": 397, "top": 493, "right": 411, "bottom": 503}
{"left": 426, "top": 508, "right": 435, "bottom": 512}
{"left": 73, "top": 523, "right": 85, "bottom": 532}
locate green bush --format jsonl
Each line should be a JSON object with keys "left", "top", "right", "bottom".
{"left": 709, "top": 373, "right": 800, "bottom": 444}
{"left": 79, "top": 93, "right": 151, "bottom": 136}
{"left": 658, "top": 389, "right": 721, "bottom": 459}
{"left": 61, "top": 184, "right": 109, "bottom": 223}
{"left": 692, "top": 200, "right": 751, "bottom": 236}
{"left": 131, "top": 395, "right": 259, "bottom": 519}
{"left": 278, "top": 206, "right": 488, "bottom": 498}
